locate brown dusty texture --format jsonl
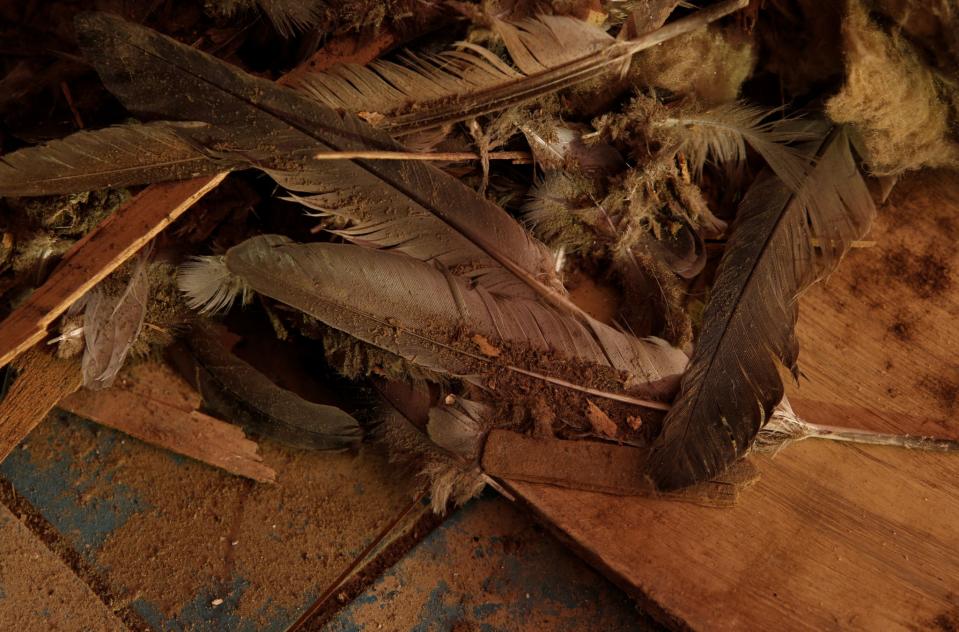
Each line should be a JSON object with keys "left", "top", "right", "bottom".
{"left": 321, "top": 494, "right": 655, "bottom": 632}
{"left": 0, "top": 503, "right": 125, "bottom": 631}
{"left": 503, "top": 170, "right": 959, "bottom": 631}
{"left": 826, "top": 0, "right": 959, "bottom": 176}
{"left": 16, "top": 411, "right": 419, "bottom": 625}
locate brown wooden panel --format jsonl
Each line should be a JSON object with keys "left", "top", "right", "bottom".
{"left": 506, "top": 170, "right": 959, "bottom": 631}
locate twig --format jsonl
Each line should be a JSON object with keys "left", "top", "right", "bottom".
{"left": 59, "top": 81, "right": 84, "bottom": 129}
{"left": 312, "top": 149, "right": 531, "bottom": 163}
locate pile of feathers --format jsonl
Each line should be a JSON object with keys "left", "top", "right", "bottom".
{"left": 0, "top": 0, "right": 957, "bottom": 512}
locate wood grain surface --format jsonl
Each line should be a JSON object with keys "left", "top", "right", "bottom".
{"left": 0, "top": 348, "right": 82, "bottom": 461}
{"left": 59, "top": 363, "right": 276, "bottom": 483}
{"left": 505, "top": 170, "right": 959, "bottom": 631}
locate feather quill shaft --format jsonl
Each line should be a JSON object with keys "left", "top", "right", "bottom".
{"left": 646, "top": 125, "right": 876, "bottom": 490}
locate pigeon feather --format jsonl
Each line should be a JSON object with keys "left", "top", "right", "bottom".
{"left": 646, "top": 124, "right": 876, "bottom": 490}
{"left": 178, "top": 235, "right": 687, "bottom": 403}
{"left": 0, "top": 121, "right": 226, "bottom": 197}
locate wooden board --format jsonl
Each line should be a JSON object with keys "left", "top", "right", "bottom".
{"left": 505, "top": 169, "right": 959, "bottom": 631}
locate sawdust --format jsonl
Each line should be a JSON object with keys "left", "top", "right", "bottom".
{"left": 0, "top": 503, "right": 123, "bottom": 631}
{"left": 19, "top": 413, "right": 418, "bottom": 625}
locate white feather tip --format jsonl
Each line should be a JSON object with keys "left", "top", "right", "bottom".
{"left": 177, "top": 255, "right": 251, "bottom": 315}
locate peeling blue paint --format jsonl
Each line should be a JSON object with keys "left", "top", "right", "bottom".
{"left": 0, "top": 411, "right": 145, "bottom": 552}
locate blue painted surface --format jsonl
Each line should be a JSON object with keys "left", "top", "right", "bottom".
{"left": 1, "top": 411, "right": 648, "bottom": 631}
{"left": 325, "top": 496, "right": 650, "bottom": 632}
{"left": 0, "top": 411, "right": 146, "bottom": 551}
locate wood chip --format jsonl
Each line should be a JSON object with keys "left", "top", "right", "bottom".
{"left": 586, "top": 399, "right": 618, "bottom": 438}
{"left": 472, "top": 334, "right": 502, "bottom": 358}
{"left": 59, "top": 363, "right": 276, "bottom": 483}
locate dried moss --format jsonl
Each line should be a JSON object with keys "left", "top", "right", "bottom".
{"left": 826, "top": 0, "right": 959, "bottom": 176}
{"left": 629, "top": 24, "right": 755, "bottom": 105}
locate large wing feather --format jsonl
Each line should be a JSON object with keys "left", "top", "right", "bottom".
{"left": 0, "top": 121, "right": 224, "bottom": 197}
{"left": 293, "top": 2, "right": 748, "bottom": 136}
{"left": 645, "top": 125, "right": 876, "bottom": 490}
{"left": 185, "top": 235, "right": 687, "bottom": 402}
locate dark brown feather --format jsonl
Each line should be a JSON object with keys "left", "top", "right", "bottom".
{"left": 646, "top": 125, "right": 876, "bottom": 490}
{"left": 174, "top": 321, "right": 362, "bottom": 450}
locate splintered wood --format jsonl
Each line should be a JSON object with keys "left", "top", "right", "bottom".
{"left": 0, "top": 348, "right": 82, "bottom": 461}
{"left": 60, "top": 362, "right": 275, "bottom": 483}
{"left": 505, "top": 170, "right": 959, "bottom": 631}
{"left": 0, "top": 175, "right": 225, "bottom": 370}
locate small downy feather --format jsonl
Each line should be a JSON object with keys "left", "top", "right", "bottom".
{"left": 0, "top": 121, "right": 223, "bottom": 197}
{"left": 426, "top": 398, "right": 489, "bottom": 460}
{"left": 646, "top": 124, "right": 876, "bottom": 490}
{"left": 80, "top": 254, "right": 150, "bottom": 389}
{"left": 655, "top": 102, "right": 817, "bottom": 191}
{"left": 375, "top": 379, "right": 487, "bottom": 513}
{"left": 177, "top": 255, "right": 253, "bottom": 314}
{"left": 255, "top": 0, "right": 324, "bottom": 36}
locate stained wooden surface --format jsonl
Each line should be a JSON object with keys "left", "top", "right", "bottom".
{"left": 60, "top": 363, "right": 276, "bottom": 484}
{"left": 506, "top": 169, "right": 959, "bottom": 631}
{"left": 0, "top": 348, "right": 81, "bottom": 460}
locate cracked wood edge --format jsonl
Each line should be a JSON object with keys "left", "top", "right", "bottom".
{"left": 0, "top": 174, "right": 227, "bottom": 370}
{"left": 0, "top": 26, "right": 404, "bottom": 372}
{"left": 0, "top": 347, "right": 83, "bottom": 461}
{"left": 59, "top": 363, "right": 276, "bottom": 483}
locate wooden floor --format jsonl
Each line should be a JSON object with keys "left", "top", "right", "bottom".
{"left": 505, "top": 170, "right": 959, "bottom": 631}
{"left": 0, "top": 409, "right": 650, "bottom": 631}
{"left": 1, "top": 171, "right": 956, "bottom": 631}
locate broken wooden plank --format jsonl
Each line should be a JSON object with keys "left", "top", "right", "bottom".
{"left": 59, "top": 362, "right": 276, "bottom": 483}
{"left": 0, "top": 26, "right": 408, "bottom": 373}
{"left": 0, "top": 348, "right": 82, "bottom": 461}
{"left": 0, "top": 174, "right": 226, "bottom": 370}
{"left": 504, "top": 169, "right": 959, "bottom": 631}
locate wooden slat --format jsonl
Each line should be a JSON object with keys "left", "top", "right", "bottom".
{"left": 0, "top": 348, "right": 82, "bottom": 461}
{"left": 59, "top": 362, "right": 276, "bottom": 483}
{"left": 505, "top": 170, "right": 959, "bottom": 631}
{"left": 0, "top": 174, "right": 226, "bottom": 370}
